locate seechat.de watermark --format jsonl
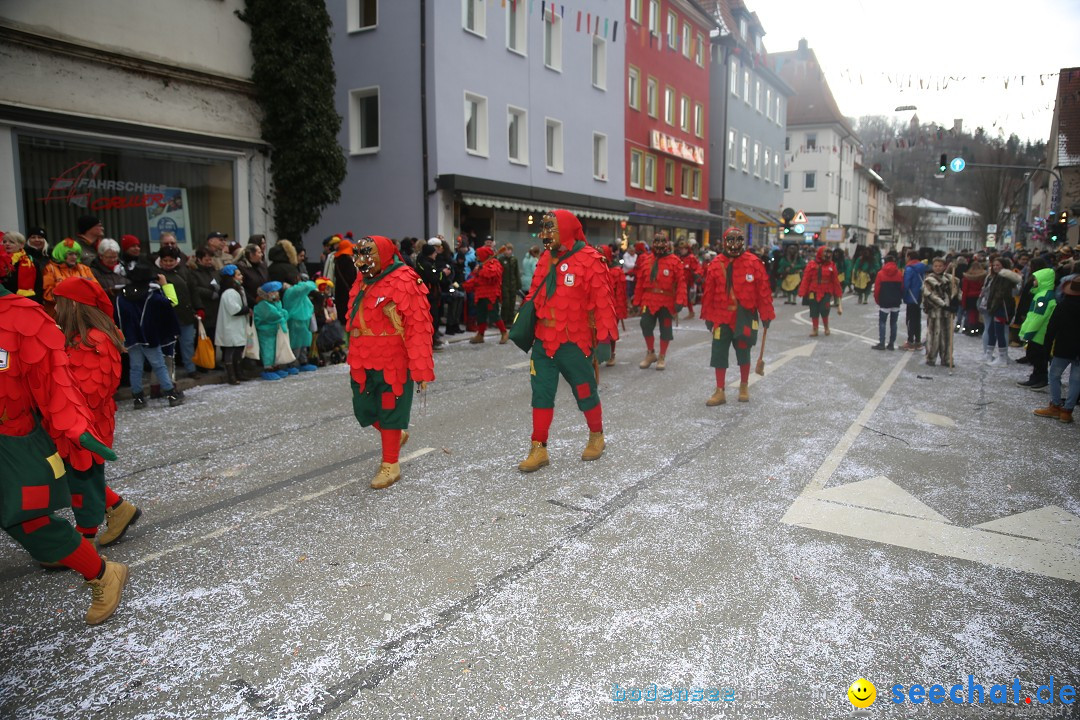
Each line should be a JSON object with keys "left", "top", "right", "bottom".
{"left": 846, "top": 676, "right": 1076, "bottom": 714}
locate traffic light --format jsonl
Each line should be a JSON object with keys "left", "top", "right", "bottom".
{"left": 782, "top": 218, "right": 791, "bottom": 235}
{"left": 812, "top": 232, "right": 820, "bottom": 242}
{"left": 938, "top": 154, "right": 947, "bottom": 173}
{"left": 1049, "top": 211, "right": 1069, "bottom": 244}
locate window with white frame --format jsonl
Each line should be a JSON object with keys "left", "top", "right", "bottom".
{"left": 755, "top": 80, "right": 761, "bottom": 113}
{"left": 643, "top": 154, "right": 656, "bottom": 192}
{"left": 785, "top": 135, "right": 790, "bottom": 151}
{"left": 647, "top": 76, "right": 658, "bottom": 117}
{"left": 753, "top": 141, "right": 760, "bottom": 176}
{"left": 348, "top": 87, "right": 379, "bottom": 154}
{"left": 664, "top": 86, "right": 675, "bottom": 125}
{"left": 664, "top": 160, "right": 674, "bottom": 194}
{"left": 507, "top": 106, "right": 527, "bottom": 165}
{"left": 648, "top": 0, "right": 659, "bottom": 35}
{"left": 667, "top": 11, "right": 677, "bottom": 49}
{"left": 592, "top": 37, "right": 606, "bottom": 89}
{"left": 593, "top": 133, "right": 607, "bottom": 180}
{"left": 804, "top": 171, "right": 816, "bottom": 190}
{"left": 765, "top": 88, "right": 772, "bottom": 120}
{"left": 680, "top": 96, "right": 690, "bottom": 132}
{"left": 544, "top": 13, "right": 562, "bottom": 71}
{"left": 507, "top": 0, "right": 526, "bottom": 54}
{"left": 630, "top": 149, "right": 643, "bottom": 188}
{"left": 680, "top": 165, "right": 691, "bottom": 198}
{"left": 347, "top": 0, "right": 377, "bottom": 32}
{"left": 739, "top": 17, "right": 747, "bottom": 39}
{"left": 728, "top": 128, "right": 736, "bottom": 168}
{"left": 741, "top": 135, "right": 749, "bottom": 173}
{"left": 630, "top": 0, "right": 642, "bottom": 24}
{"left": 682, "top": 23, "right": 691, "bottom": 58}
{"left": 763, "top": 148, "right": 770, "bottom": 181}
{"left": 730, "top": 59, "right": 739, "bottom": 97}
{"left": 776, "top": 96, "right": 782, "bottom": 125}
{"left": 805, "top": 132, "right": 817, "bottom": 150}
{"left": 464, "top": 92, "right": 488, "bottom": 156}
{"left": 545, "top": 118, "right": 563, "bottom": 172}
{"left": 463, "top": 0, "right": 485, "bottom": 36}
{"left": 694, "top": 103, "right": 704, "bottom": 138}
{"left": 696, "top": 32, "right": 705, "bottom": 66}
{"left": 743, "top": 70, "right": 750, "bottom": 104}
{"left": 628, "top": 67, "right": 641, "bottom": 110}
{"left": 783, "top": 172, "right": 789, "bottom": 190}
{"left": 692, "top": 169, "right": 701, "bottom": 200}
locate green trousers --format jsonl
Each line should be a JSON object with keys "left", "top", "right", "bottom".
{"left": 530, "top": 340, "right": 599, "bottom": 412}
{"left": 351, "top": 369, "right": 415, "bottom": 430}
{"left": 640, "top": 307, "right": 674, "bottom": 341}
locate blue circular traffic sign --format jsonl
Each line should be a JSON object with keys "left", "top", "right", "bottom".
{"left": 949, "top": 157, "right": 966, "bottom": 173}
{"left": 793, "top": 223, "right": 805, "bottom": 234}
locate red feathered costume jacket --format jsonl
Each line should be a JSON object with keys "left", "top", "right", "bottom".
{"left": 0, "top": 290, "right": 100, "bottom": 471}
{"left": 66, "top": 329, "right": 122, "bottom": 447}
{"left": 799, "top": 246, "right": 843, "bottom": 300}
{"left": 346, "top": 236, "right": 435, "bottom": 396}
{"left": 701, "top": 252, "right": 776, "bottom": 329}
{"left": 678, "top": 252, "right": 702, "bottom": 296}
{"left": 609, "top": 265, "right": 628, "bottom": 320}
{"left": 633, "top": 253, "right": 688, "bottom": 314}
{"left": 463, "top": 251, "right": 503, "bottom": 303}
{"left": 525, "top": 211, "right": 618, "bottom": 359}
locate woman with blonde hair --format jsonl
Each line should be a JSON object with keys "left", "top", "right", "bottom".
{"left": 53, "top": 277, "right": 142, "bottom": 548}
{"left": 2, "top": 231, "right": 39, "bottom": 299}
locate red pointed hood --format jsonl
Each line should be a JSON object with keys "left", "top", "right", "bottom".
{"left": 815, "top": 245, "right": 831, "bottom": 263}
{"left": 366, "top": 235, "right": 401, "bottom": 272}
{"left": 552, "top": 209, "right": 586, "bottom": 248}
{"left": 476, "top": 246, "right": 495, "bottom": 263}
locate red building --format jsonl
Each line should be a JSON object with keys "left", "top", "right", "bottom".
{"left": 624, "top": 0, "right": 717, "bottom": 248}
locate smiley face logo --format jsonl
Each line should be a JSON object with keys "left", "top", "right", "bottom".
{"left": 847, "top": 678, "right": 876, "bottom": 708}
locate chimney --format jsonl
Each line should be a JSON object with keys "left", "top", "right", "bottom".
{"left": 797, "top": 37, "right": 809, "bottom": 58}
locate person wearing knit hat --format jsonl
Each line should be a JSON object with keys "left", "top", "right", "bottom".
{"left": 43, "top": 239, "right": 97, "bottom": 317}
{"left": 463, "top": 245, "right": 509, "bottom": 344}
{"left": 253, "top": 280, "right": 290, "bottom": 381}
{"left": 0, "top": 248, "right": 129, "bottom": 624}
{"left": 75, "top": 215, "right": 104, "bottom": 266}
{"left": 52, "top": 278, "right": 143, "bottom": 548}
{"left": 214, "top": 263, "right": 249, "bottom": 384}
{"left": 632, "top": 231, "right": 687, "bottom": 370}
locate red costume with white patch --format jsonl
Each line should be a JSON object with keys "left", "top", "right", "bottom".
{"left": 463, "top": 246, "right": 508, "bottom": 342}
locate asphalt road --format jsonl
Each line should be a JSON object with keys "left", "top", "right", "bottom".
{"left": 1, "top": 296, "right": 1076, "bottom": 720}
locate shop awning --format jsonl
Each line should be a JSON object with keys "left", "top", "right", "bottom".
{"left": 461, "top": 193, "right": 628, "bottom": 223}
{"left": 629, "top": 199, "right": 725, "bottom": 229}
{"left": 732, "top": 205, "right": 778, "bottom": 226}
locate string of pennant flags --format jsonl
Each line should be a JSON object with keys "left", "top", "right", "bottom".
{"left": 834, "top": 69, "right": 1064, "bottom": 91}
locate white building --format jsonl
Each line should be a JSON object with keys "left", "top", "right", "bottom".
{"left": 0, "top": 1, "right": 273, "bottom": 253}
{"left": 895, "top": 198, "right": 981, "bottom": 252}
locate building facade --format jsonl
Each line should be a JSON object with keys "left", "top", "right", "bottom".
{"left": 622, "top": 0, "right": 716, "bottom": 248}
{"left": 308, "top": 0, "right": 629, "bottom": 255}
{"left": 895, "top": 197, "right": 980, "bottom": 252}
{"left": 0, "top": 1, "right": 272, "bottom": 254}
{"left": 706, "top": 0, "right": 791, "bottom": 248}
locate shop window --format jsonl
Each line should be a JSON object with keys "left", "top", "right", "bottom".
{"left": 18, "top": 133, "right": 236, "bottom": 255}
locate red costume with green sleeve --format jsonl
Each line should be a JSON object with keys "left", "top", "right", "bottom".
{"left": 463, "top": 247, "right": 507, "bottom": 336}
{"left": 633, "top": 251, "right": 687, "bottom": 354}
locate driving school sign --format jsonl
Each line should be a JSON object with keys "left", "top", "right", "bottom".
{"left": 38, "top": 160, "right": 169, "bottom": 212}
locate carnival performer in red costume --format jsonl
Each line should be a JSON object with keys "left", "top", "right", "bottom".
{"left": 346, "top": 235, "right": 435, "bottom": 489}
{"left": 0, "top": 249, "right": 128, "bottom": 625}
{"left": 599, "top": 245, "right": 627, "bottom": 367}
{"left": 463, "top": 245, "right": 509, "bottom": 344}
{"left": 799, "top": 245, "right": 844, "bottom": 336}
{"left": 700, "top": 228, "right": 776, "bottom": 405}
{"left": 632, "top": 231, "right": 687, "bottom": 370}
{"left": 516, "top": 210, "right": 618, "bottom": 472}
{"left": 53, "top": 277, "right": 142, "bottom": 546}
{"left": 676, "top": 238, "right": 702, "bottom": 319}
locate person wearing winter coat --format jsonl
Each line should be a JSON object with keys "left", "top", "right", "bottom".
{"left": 521, "top": 246, "right": 540, "bottom": 292}
{"left": 1018, "top": 267, "right": 1059, "bottom": 389}
{"left": 237, "top": 243, "right": 269, "bottom": 308}
{"left": 187, "top": 248, "right": 222, "bottom": 342}
{"left": 43, "top": 239, "right": 98, "bottom": 317}
{"left": 921, "top": 257, "right": 959, "bottom": 367}
{"left": 21, "top": 227, "right": 51, "bottom": 303}
{"left": 333, "top": 239, "right": 358, "bottom": 327}
{"left": 156, "top": 245, "right": 202, "bottom": 375}
{"left": 87, "top": 238, "right": 129, "bottom": 304}
{"left": 498, "top": 244, "right": 522, "bottom": 328}
{"left": 253, "top": 280, "right": 291, "bottom": 381}
{"left": 1033, "top": 276, "right": 1080, "bottom": 423}
{"left": 267, "top": 240, "right": 302, "bottom": 286}
{"left": 983, "top": 258, "right": 1021, "bottom": 366}
{"left": 901, "top": 251, "right": 928, "bottom": 350}
{"left": 115, "top": 263, "right": 182, "bottom": 408}
{"left": 960, "top": 261, "right": 987, "bottom": 335}
{"left": 415, "top": 242, "right": 443, "bottom": 346}
{"left": 214, "top": 264, "right": 249, "bottom": 385}
{"left": 282, "top": 280, "right": 318, "bottom": 371}
{"left": 871, "top": 253, "right": 904, "bottom": 350}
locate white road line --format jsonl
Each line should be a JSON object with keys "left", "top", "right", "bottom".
{"left": 505, "top": 360, "right": 531, "bottom": 370}
{"left": 792, "top": 308, "right": 878, "bottom": 345}
{"left": 131, "top": 447, "right": 436, "bottom": 568}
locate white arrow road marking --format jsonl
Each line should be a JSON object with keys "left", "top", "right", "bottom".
{"left": 781, "top": 350, "right": 1080, "bottom": 582}
{"left": 131, "top": 447, "right": 436, "bottom": 568}
{"left": 792, "top": 300, "right": 879, "bottom": 345}
{"left": 505, "top": 360, "right": 531, "bottom": 369}
{"left": 728, "top": 341, "right": 816, "bottom": 388}
{"left": 914, "top": 409, "right": 956, "bottom": 427}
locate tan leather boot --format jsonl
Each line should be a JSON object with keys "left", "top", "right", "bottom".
{"left": 738, "top": 382, "right": 749, "bottom": 402}
{"left": 639, "top": 351, "right": 658, "bottom": 369}
{"left": 371, "top": 462, "right": 401, "bottom": 489}
{"left": 518, "top": 441, "right": 549, "bottom": 472}
{"left": 655, "top": 355, "right": 666, "bottom": 371}
{"left": 605, "top": 352, "right": 616, "bottom": 367}
{"left": 706, "top": 387, "right": 726, "bottom": 406}
{"left": 400, "top": 430, "right": 409, "bottom": 449}
{"left": 469, "top": 332, "right": 485, "bottom": 344}
{"left": 581, "top": 432, "right": 605, "bottom": 461}
{"left": 97, "top": 500, "right": 141, "bottom": 547}
{"left": 85, "top": 560, "right": 128, "bottom": 625}
{"left": 809, "top": 329, "right": 819, "bottom": 337}
{"left": 1034, "top": 403, "right": 1062, "bottom": 418}
{"left": 824, "top": 325, "right": 831, "bottom": 336}
{"left": 499, "top": 330, "right": 509, "bottom": 344}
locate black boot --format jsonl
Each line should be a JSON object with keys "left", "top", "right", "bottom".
{"left": 166, "top": 388, "right": 184, "bottom": 407}
{"left": 225, "top": 364, "right": 240, "bottom": 386}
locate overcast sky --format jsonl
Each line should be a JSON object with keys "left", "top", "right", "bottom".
{"left": 751, "top": 0, "right": 1080, "bottom": 144}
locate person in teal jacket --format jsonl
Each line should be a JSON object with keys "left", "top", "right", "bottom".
{"left": 1018, "top": 267, "right": 1058, "bottom": 388}
{"left": 253, "top": 280, "right": 290, "bottom": 381}
{"left": 282, "top": 280, "right": 318, "bottom": 372}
